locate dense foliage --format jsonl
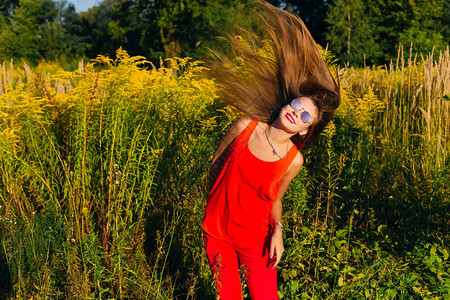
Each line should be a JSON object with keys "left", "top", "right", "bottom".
{"left": 0, "top": 0, "right": 85, "bottom": 64}
{"left": 0, "top": 0, "right": 448, "bottom": 67}
{"left": 0, "top": 47, "right": 448, "bottom": 298}
{"left": 324, "top": 0, "right": 449, "bottom": 65}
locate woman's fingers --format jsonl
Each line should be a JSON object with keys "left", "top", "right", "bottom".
{"left": 273, "top": 255, "right": 280, "bottom": 268}
{"left": 269, "top": 233, "right": 284, "bottom": 268}
{"left": 269, "top": 242, "right": 275, "bottom": 259}
{"left": 272, "top": 246, "right": 284, "bottom": 268}
{"left": 270, "top": 242, "right": 284, "bottom": 268}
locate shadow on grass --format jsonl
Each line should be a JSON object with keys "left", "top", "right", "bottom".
{"left": 0, "top": 238, "right": 12, "bottom": 300}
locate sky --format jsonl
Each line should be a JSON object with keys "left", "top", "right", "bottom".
{"left": 69, "top": 0, "right": 100, "bottom": 13}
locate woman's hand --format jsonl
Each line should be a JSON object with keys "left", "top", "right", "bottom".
{"left": 269, "top": 227, "right": 284, "bottom": 268}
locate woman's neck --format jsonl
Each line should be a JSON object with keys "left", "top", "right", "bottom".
{"left": 266, "top": 121, "right": 295, "bottom": 145}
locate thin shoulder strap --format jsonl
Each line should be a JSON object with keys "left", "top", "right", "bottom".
{"left": 239, "top": 119, "right": 258, "bottom": 140}
{"left": 231, "top": 119, "right": 259, "bottom": 148}
{"left": 245, "top": 119, "right": 258, "bottom": 133}
{"left": 284, "top": 143, "right": 299, "bottom": 166}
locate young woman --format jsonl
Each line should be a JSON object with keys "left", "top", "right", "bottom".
{"left": 202, "top": 1, "right": 340, "bottom": 299}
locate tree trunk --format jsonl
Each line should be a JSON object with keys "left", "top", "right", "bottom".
{"left": 160, "top": 27, "right": 182, "bottom": 70}
{"left": 347, "top": 0, "right": 351, "bottom": 64}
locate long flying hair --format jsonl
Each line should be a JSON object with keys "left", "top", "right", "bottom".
{"left": 209, "top": 0, "right": 340, "bottom": 149}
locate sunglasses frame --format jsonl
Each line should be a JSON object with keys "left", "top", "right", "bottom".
{"left": 290, "top": 99, "right": 312, "bottom": 123}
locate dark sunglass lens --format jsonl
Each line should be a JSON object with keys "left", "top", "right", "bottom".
{"left": 301, "top": 111, "right": 312, "bottom": 123}
{"left": 290, "top": 99, "right": 303, "bottom": 110}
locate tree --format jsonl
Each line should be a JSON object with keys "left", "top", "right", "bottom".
{"left": 367, "top": 0, "right": 448, "bottom": 61}
{"left": 325, "top": 0, "right": 448, "bottom": 66}
{"left": 79, "top": 0, "right": 123, "bottom": 58}
{"left": 58, "top": 1, "right": 88, "bottom": 58}
{"left": 269, "top": 0, "right": 329, "bottom": 46}
{"left": 325, "top": 0, "right": 379, "bottom": 66}
{"left": 108, "top": 0, "right": 261, "bottom": 61}
{"left": 0, "top": 0, "right": 87, "bottom": 63}
{"left": 0, "top": 0, "right": 19, "bottom": 17}
{"left": 397, "top": 0, "right": 447, "bottom": 56}
{"left": 0, "top": 0, "right": 56, "bottom": 62}
{"left": 438, "top": 1, "right": 450, "bottom": 43}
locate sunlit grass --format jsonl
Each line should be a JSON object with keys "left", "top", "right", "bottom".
{"left": 0, "top": 47, "right": 448, "bottom": 299}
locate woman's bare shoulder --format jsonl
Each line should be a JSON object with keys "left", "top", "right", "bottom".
{"left": 227, "top": 117, "right": 252, "bottom": 138}
{"left": 210, "top": 117, "right": 252, "bottom": 166}
{"left": 288, "top": 149, "right": 304, "bottom": 175}
{"left": 234, "top": 116, "right": 252, "bottom": 129}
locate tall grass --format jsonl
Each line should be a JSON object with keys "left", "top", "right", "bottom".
{"left": 0, "top": 47, "right": 448, "bottom": 299}
{"left": 0, "top": 49, "right": 220, "bottom": 298}
{"left": 341, "top": 45, "right": 450, "bottom": 176}
{"left": 337, "top": 46, "right": 449, "bottom": 248}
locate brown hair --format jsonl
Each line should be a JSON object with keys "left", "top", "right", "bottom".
{"left": 208, "top": 0, "right": 340, "bottom": 149}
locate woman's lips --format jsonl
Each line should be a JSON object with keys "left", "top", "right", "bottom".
{"left": 286, "top": 113, "right": 295, "bottom": 124}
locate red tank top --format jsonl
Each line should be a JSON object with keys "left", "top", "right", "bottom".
{"left": 202, "top": 119, "right": 299, "bottom": 244}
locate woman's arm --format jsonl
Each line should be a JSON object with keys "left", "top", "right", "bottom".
{"left": 209, "top": 117, "right": 251, "bottom": 190}
{"left": 269, "top": 151, "right": 304, "bottom": 268}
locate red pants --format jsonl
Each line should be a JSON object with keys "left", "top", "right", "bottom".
{"left": 203, "top": 233, "right": 279, "bottom": 299}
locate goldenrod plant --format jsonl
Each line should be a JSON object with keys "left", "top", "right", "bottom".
{"left": 0, "top": 49, "right": 219, "bottom": 298}
{"left": 0, "top": 46, "right": 448, "bottom": 299}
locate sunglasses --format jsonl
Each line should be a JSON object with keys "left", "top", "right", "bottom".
{"left": 290, "top": 99, "right": 312, "bottom": 123}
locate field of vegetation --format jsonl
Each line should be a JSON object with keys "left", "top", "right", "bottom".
{"left": 0, "top": 46, "right": 448, "bottom": 299}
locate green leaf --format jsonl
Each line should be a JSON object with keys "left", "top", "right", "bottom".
{"left": 386, "top": 289, "right": 397, "bottom": 298}
{"left": 430, "top": 244, "right": 437, "bottom": 256}
{"left": 290, "top": 280, "right": 300, "bottom": 293}
{"left": 440, "top": 94, "right": 450, "bottom": 101}
{"left": 438, "top": 246, "right": 449, "bottom": 260}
